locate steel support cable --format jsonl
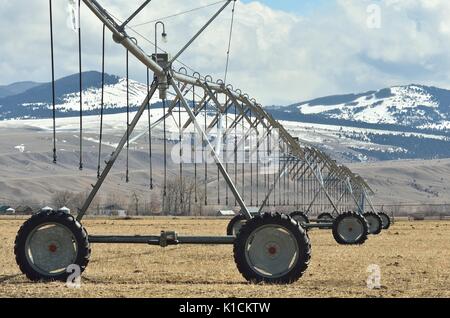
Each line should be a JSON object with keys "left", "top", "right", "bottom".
{"left": 234, "top": 100, "right": 237, "bottom": 206}
{"left": 225, "top": 96, "right": 229, "bottom": 206}
{"left": 106, "top": 11, "right": 205, "bottom": 78}
{"left": 256, "top": 124, "right": 259, "bottom": 206}
{"left": 271, "top": 131, "right": 275, "bottom": 207}
{"left": 131, "top": 0, "right": 227, "bottom": 28}
{"left": 224, "top": 0, "right": 237, "bottom": 84}
{"left": 267, "top": 130, "right": 271, "bottom": 206}
{"left": 49, "top": 0, "right": 57, "bottom": 164}
{"left": 147, "top": 68, "right": 153, "bottom": 189}
{"left": 163, "top": 98, "right": 167, "bottom": 199}
{"left": 293, "top": 161, "right": 296, "bottom": 207}
{"left": 216, "top": 98, "right": 220, "bottom": 205}
{"left": 287, "top": 146, "right": 290, "bottom": 206}
{"left": 126, "top": 49, "right": 130, "bottom": 183}
{"left": 283, "top": 143, "right": 286, "bottom": 205}
{"left": 178, "top": 87, "right": 183, "bottom": 205}
{"left": 241, "top": 102, "right": 244, "bottom": 203}
{"left": 250, "top": 109, "right": 253, "bottom": 206}
{"left": 301, "top": 167, "right": 304, "bottom": 210}
{"left": 204, "top": 96, "right": 208, "bottom": 206}
{"left": 193, "top": 86, "right": 197, "bottom": 203}
{"left": 278, "top": 141, "right": 281, "bottom": 206}
{"left": 78, "top": 0, "right": 83, "bottom": 170}
{"left": 297, "top": 174, "right": 300, "bottom": 209}
{"left": 97, "top": 24, "right": 106, "bottom": 179}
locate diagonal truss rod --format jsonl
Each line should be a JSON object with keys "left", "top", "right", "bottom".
{"left": 170, "top": 77, "right": 252, "bottom": 219}
{"left": 258, "top": 158, "right": 291, "bottom": 213}
{"left": 77, "top": 81, "right": 159, "bottom": 221}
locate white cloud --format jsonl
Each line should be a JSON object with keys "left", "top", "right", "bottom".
{"left": 2, "top": 0, "right": 450, "bottom": 105}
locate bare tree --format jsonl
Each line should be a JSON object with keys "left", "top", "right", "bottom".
{"left": 50, "top": 191, "right": 75, "bottom": 210}
{"left": 105, "top": 191, "right": 126, "bottom": 209}
{"left": 71, "top": 189, "right": 102, "bottom": 215}
{"left": 161, "top": 176, "right": 206, "bottom": 216}
{"left": 149, "top": 191, "right": 161, "bottom": 215}
{"left": 129, "top": 192, "right": 140, "bottom": 216}
{"left": 391, "top": 202, "right": 402, "bottom": 217}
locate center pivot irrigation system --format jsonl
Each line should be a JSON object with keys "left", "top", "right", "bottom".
{"left": 14, "top": 0, "right": 392, "bottom": 284}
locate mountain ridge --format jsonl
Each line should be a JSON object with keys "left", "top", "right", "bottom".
{"left": 1, "top": 72, "right": 450, "bottom": 162}
{"left": 273, "top": 84, "right": 450, "bottom": 131}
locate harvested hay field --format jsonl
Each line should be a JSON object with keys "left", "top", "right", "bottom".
{"left": 0, "top": 217, "right": 449, "bottom": 298}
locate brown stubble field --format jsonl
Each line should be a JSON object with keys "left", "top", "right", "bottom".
{"left": 0, "top": 216, "right": 449, "bottom": 298}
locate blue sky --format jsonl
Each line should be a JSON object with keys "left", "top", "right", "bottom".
{"left": 240, "top": 0, "right": 327, "bottom": 14}
{"left": 2, "top": 0, "right": 450, "bottom": 105}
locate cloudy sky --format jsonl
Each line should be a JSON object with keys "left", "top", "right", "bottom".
{"left": 2, "top": 0, "right": 450, "bottom": 105}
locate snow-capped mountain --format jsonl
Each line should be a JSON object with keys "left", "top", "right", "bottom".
{"left": 266, "top": 85, "right": 450, "bottom": 162}
{"left": 0, "top": 71, "right": 160, "bottom": 120}
{"left": 2, "top": 73, "right": 450, "bottom": 161}
{"left": 269, "top": 85, "right": 450, "bottom": 131}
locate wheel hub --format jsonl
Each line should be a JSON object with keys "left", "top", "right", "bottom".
{"left": 48, "top": 242, "right": 58, "bottom": 253}
{"left": 265, "top": 242, "right": 280, "bottom": 259}
{"left": 245, "top": 225, "right": 299, "bottom": 278}
{"left": 337, "top": 217, "right": 363, "bottom": 243}
{"left": 25, "top": 223, "right": 78, "bottom": 276}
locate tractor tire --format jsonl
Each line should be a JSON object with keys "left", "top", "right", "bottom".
{"left": 15, "top": 210, "right": 90, "bottom": 282}
{"left": 226, "top": 214, "right": 247, "bottom": 236}
{"left": 289, "top": 211, "right": 310, "bottom": 226}
{"left": 363, "top": 212, "right": 383, "bottom": 235}
{"left": 332, "top": 211, "right": 369, "bottom": 245}
{"left": 378, "top": 212, "right": 391, "bottom": 230}
{"left": 234, "top": 212, "right": 311, "bottom": 284}
{"left": 317, "top": 212, "right": 334, "bottom": 222}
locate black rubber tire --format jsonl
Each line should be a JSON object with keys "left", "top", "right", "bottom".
{"left": 363, "top": 212, "right": 383, "bottom": 235}
{"left": 378, "top": 212, "right": 391, "bottom": 230}
{"left": 14, "top": 210, "right": 90, "bottom": 282}
{"left": 226, "top": 214, "right": 247, "bottom": 236}
{"left": 289, "top": 211, "right": 310, "bottom": 226}
{"left": 234, "top": 212, "right": 311, "bottom": 284}
{"left": 332, "top": 211, "right": 369, "bottom": 245}
{"left": 317, "top": 212, "right": 334, "bottom": 223}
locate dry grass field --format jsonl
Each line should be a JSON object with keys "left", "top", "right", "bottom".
{"left": 0, "top": 216, "right": 449, "bottom": 298}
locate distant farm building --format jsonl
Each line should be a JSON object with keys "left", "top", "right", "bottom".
{"left": 0, "top": 206, "right": 10, "bottom": 213}
{"left": 217, "top": 210, "right": 235, "bottom": 217}
{"left": 408, "top": 213, "right": 425, "bottom": 221}
{"left": 15, "top": 206, "right": 33, "bottom": 215}
{"left": 58, "top": 206, "right": 71, "bottom": 214}
{"left": 41, "top": 206, "right": 53, "bottom": 213}
{"left": 100, "top": 204, "right": 127, "bottom": 217}
{"left": 0, "top": 206, "right": 15, "bottom": 214}
{"left": 6, "top": 208, "right": 15, "bottom": 214}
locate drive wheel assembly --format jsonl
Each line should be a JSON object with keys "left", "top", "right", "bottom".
{"left": 14, "top": 210, "right": 90, "bottom": 281}
{"left": 234, "top": 212, "right": 311, "bottom": 284}
{"left": 226, "top": 214, "right": 247, "bottom": 236}
{"left": 378, "top": 212, "right": 391, "bottom": 230}
{"left": 317, "top": 212, "right": 334, "bottom": 222}
{"left": 332, "top": 211, "right": 368, "bottom": 245}
{"left": 289, "top": 211, "right": 310, "bottom": 226}
{"left": 363, "top": 212, "right": 383, "bottom": 235}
